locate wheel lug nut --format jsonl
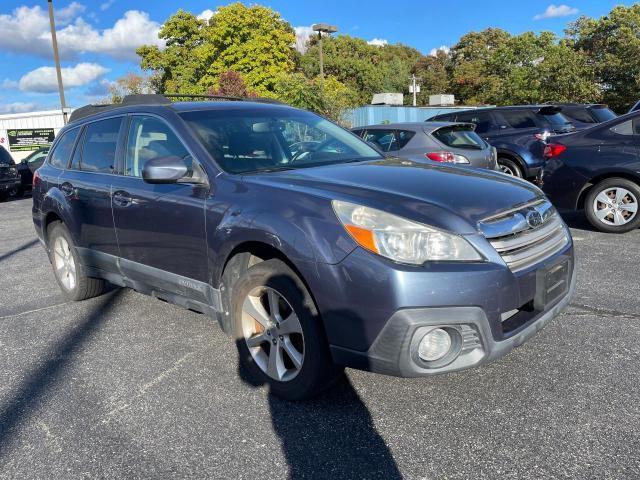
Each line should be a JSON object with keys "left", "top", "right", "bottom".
{"left": 279, "top": 335, "right": 284, "bottom": 341}
{"left": 272, "top": 339, "right": 277, "bottom": 345}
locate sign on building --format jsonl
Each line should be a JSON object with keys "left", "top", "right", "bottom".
{"left": 7, "top": 128, "right": 55, "bottom": 152}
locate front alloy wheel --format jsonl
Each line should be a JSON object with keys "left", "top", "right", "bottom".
{"left": 231, "top": 258, "right": 343, "bottom": 400}
{"left": 242, "top": 286, "right": 305, "bottom": 382}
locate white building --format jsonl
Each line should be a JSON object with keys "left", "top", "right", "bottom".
{"left": 0, "top": 109, "right": 72, "bottom": 162}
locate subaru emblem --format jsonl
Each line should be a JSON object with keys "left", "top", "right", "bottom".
{"left": 526, "top": 210, "right": 543, "bottom": 228}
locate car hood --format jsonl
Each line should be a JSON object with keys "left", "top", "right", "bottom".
{"left": 244, "top": 158, "right": 543, "bottom": 234}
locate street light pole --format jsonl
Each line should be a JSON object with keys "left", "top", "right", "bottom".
{"left": 47, "top": 0, "right": 67, "bottom": 124}
{"left": 312, "top": 23, "right": 338, "bottom": 91}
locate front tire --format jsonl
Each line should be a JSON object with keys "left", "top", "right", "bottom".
{"left": 231, "top": 259, "right": 343, "bottom": 400}
{"left": 584, "top": 178, "right": 640, "bottom": 233}
{"left": 48, "top": 222, "right": 106, "bottom": 301}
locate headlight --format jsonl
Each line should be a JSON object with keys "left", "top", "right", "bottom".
{"left": 332, "top": 200, "right": 482, "bottom": 264}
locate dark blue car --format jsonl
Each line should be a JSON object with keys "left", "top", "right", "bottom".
{"left": 542, "top": 111, "right": 640, "bottom": 233}
{"left": 32, "top": 95, "right": 575, "bottom": 399}
{"left": 431, "top": 105, "right": 575, "bottom": 180}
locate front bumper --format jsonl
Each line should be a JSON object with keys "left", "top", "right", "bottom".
{"left": 0, "top": 178, "right": 21, "bottom": 192}
{"left": 330, "top": 269, "right": 575, "bottom": 377}
{"left": 310, "top": 233, "right": 575, "bottom": 377}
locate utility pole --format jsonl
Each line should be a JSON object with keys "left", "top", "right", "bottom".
{"left": 409, "top": 74, "right": 421, "bottom": 107}
{"left": 312, "top": 23, "right": 338, "bottom": 91}
{"left": 48, "top": 0, "right": 67, "bottom": 124}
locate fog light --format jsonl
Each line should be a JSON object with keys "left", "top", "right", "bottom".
{"left": 418, "top": 328, "right": 452, "bottom": 362}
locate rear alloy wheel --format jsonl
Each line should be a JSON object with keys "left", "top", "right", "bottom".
{"left": 497, "top": 157, "right": 523, "bottom": 178}
{"left": 232, "top": 259, "right": 343, "bottom": 400}
{"left": 48, "top": 222, "right": 106, "bottom": 300}
{"left": 585, "top": 178, "right": 640, "bottom": 233}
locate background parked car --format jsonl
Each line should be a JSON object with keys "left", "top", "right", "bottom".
{"left": 0, "top": 147, "right": 21, "bottom": 201}
{"left": 16, "top": 146, "right": 49, "bottom": 193}
{"left": 352, "top": 122, "right": 498, "bottom": 171}
{"left": 430, "top": 105, "right": 575, "bottom": 179}
{"left": 542, "top": 111, "right": 640, "bottom": 233}
{"left": 551, "top": 103, "right": 617, "bottom": 127}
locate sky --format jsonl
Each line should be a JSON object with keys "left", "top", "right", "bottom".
{"left": 0, "top": 0, "right": 632, "bottom": 114}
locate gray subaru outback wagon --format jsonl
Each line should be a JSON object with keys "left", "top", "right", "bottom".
{"left": 33, "top": 95, "right": 575, "bottom": 399}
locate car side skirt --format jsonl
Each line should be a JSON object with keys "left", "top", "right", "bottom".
{"left": 76, "top": 247, "right": 223, "bottom": 321}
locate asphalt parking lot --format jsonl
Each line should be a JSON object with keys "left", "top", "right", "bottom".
{"left": 0, "top": 196, "right": 639, "bottom": 479}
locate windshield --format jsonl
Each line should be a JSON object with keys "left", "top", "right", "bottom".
{"left": 180, "top": 108, "right": 382, "bottom": 174}
{"left": 432, "top": 125, "right": 486, "bottom": 150}
{"left": 591, "top": 107, "right": 617, "bottom": 123}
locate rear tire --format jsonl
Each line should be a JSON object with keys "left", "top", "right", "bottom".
{"left": 48, "top": 222, "right": 106, "bottom": 301}
{"left": 231, "top": 259, "right": 343, "bottom": 400}
{"left": 497, "top": 157, "right": 523, "bottom": 178}
{"left": 7, "top": 185, "right": 22, "bottom": 199}
{"left": 584, "top": 178, "right": 640, "bottom": 233}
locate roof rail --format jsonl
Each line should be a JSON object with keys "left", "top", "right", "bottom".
{"left": 163, "top": 94, "right": 284, "bottom": 105}
{"left": 68, "top": 93, "right": 285, "bottom": 123}
{"left": 68, "top": 94, "right": 172, "bottom": 123}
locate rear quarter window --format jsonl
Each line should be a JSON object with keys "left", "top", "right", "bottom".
{"left": 397, "top": 130, "right": 415, "bottom": 148}
{"left": 454, "top": 112, "right": 493, "bottom": 134}
{"left": 432, "top": 126, "right": 486, "bottom": 150}
{"left": 48, "top": 128, "right": 80, "bottom": 169}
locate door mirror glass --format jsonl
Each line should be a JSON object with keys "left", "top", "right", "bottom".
{"left": 142, "top": 156, "right": 188, "bottom": 184}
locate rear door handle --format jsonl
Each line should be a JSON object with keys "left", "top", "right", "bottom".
{"left": 112, "top": 190, "right": 133, "bottom": 207}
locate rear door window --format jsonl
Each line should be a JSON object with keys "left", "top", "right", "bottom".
{"left": 540, "top": 111, "right": 572, "bottom": 127}
{"left": 432, "top": 126, "right": 486, "bottom": 150}
{"left": 79, "top": 117, "right": 123, "bottom": 173}
{"left": 591, "top": 107, "right": 617, "bottom": 123}
{"left": 363, "top": 129, "right": 398, "bottom": 152}
{"left": 48, "top": 128, "right": 80, "bottom": 169}
{"left": 454, "top": 111, "right": 494, "bottom": 134}
{"left": 563, "top": 107, "right": 596, "bottom": 124}
{"left": 500, "top": 110, "right": 538, "bottom": 129}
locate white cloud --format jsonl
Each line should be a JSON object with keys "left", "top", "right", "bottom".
{"left": 0, "top": 102, "right": 37, "bottom": 114}
{"left": 534, "top": 4, "right": 579, "bottom": 20}
{"left": 0, "top": 6, "right": 163, "bottom": 60}
{"left": 429, "top": 45, "right": 450, "bottom": 56}
{"left": 197, "top": 9, "right": 217, "bottom": 21}
{"left": 1, "top": 79, "right": 19, "bottom": 89}
{"left": 100, "top": 0, "right": 116, "bottom": 11}
{"left": 367, "top": 38, "right": 388, "bottom": 47}
{"left": 294, "top": 26, "right": 314, "bottom": 53}
{"left": 19, "top": 63, "right": 109, "bottom": 93}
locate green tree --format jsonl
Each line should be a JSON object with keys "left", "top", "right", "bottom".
{"left": 567, "top": 4, "right": 640, "bottom": 112}
{"left": 137, "top": 3, "right": 297, "bottom": 95}
{"left": 413, "top": 49, "right": 452, "bottom": 104}
{"left": 448, "top": 28, "right": 598, "bottom": 105}
{"left": 105, "top": 72, "right": 157, "bottom": 104}
{"left": 300, "top": 36, "right": 425, "bottom": 104}
{"left": 271, "top": 73, "right": 359, "bottom": 125}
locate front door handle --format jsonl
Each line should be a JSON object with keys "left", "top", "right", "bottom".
{"left": 112, "top": 190, "right": 133, "bottom": 207}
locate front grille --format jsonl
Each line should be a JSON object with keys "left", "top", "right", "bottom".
{"left": 479, "top": 199, "right": 569, "bottom": 272}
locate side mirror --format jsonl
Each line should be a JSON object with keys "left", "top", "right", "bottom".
{"left": 142, "top": 156, "right": 188, "bottom": 184}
